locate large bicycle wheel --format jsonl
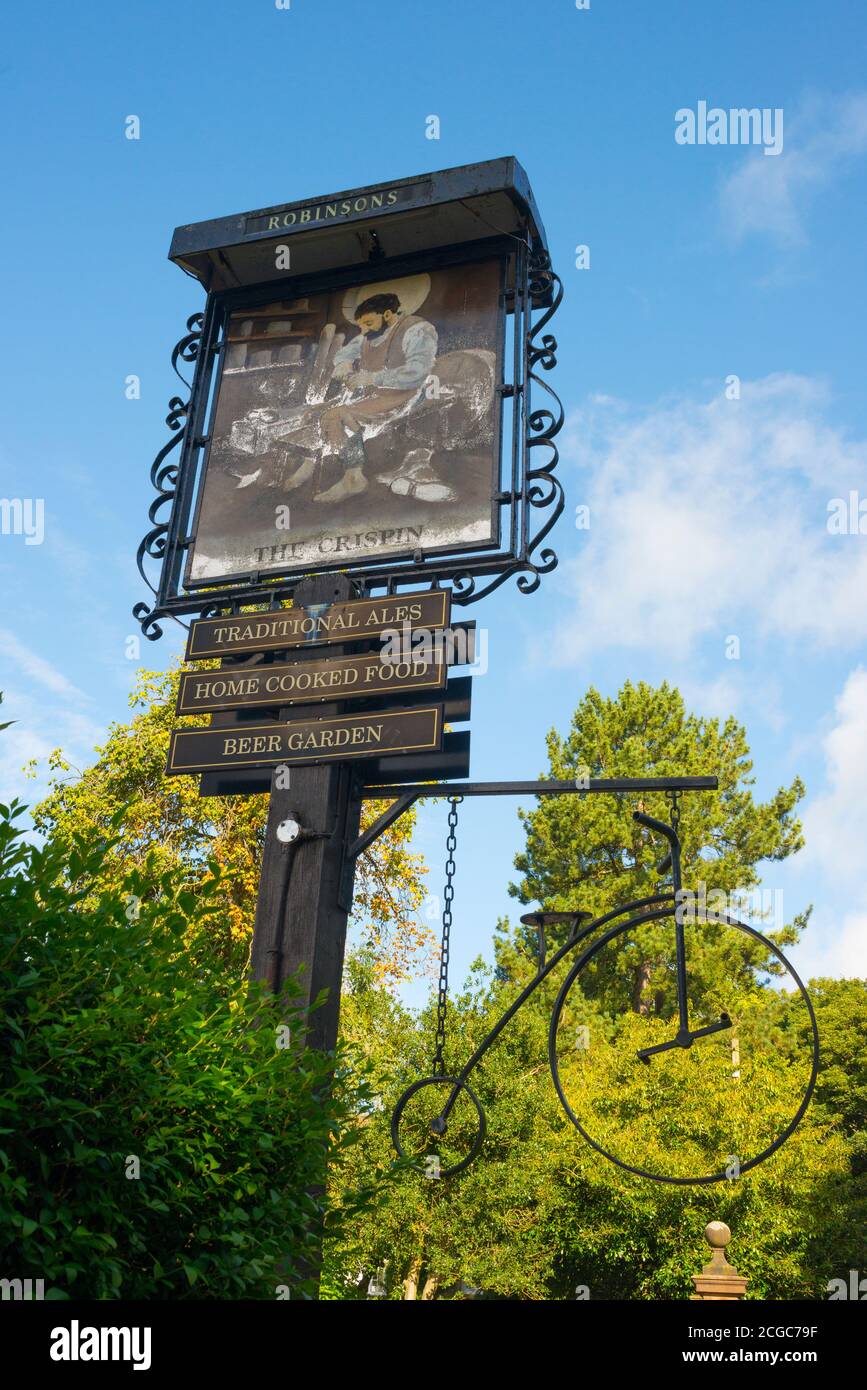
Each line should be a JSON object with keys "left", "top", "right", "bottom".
{"left": 391, "top": 1075, "right": 486, "bottom": 1178}
{"left": 548, "top": 907, "right": 819, "bottom": 1184}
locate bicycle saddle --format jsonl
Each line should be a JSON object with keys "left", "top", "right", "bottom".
{"left": 520, "top": 910, "right": 594, "bottom": 971}
{"left": 519, "top": 910, "right": 593, "bottom": 929}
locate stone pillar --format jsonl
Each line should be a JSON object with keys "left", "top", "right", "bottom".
{"left": 690, "top": 1221, "right": 749, "bottom": 1300}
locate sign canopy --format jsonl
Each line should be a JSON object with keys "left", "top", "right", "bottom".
{"left": 168, "top": 157, "right": 549, "bottom": 292}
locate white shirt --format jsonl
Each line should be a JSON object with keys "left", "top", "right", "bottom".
{"left": 333, "top": 317, "right": 438, "bottom": 390}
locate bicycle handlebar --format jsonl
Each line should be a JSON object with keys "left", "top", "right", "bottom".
{"left": 632, "top": 809, "right": 677, "bottom": 843}
{"left": 633, "top": 810, "right": 679, "bottom": 877}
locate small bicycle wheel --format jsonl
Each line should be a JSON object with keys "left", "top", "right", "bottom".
{"left": 548, "top": 907, "right": 819, "bottom": 1184}
{"left": 391, "top": 1075, "right": 486, "bottom": 1178}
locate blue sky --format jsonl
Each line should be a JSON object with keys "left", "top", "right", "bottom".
{"left": 2, "top": 0, "right": 866, "bottom": 1000}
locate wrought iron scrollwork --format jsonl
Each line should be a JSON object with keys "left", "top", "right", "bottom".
{"left": 520, "top": 250, "right": 565, "bottom": 594}
{"left": 450, "top": 248, "right": 564, "bottom": 606}
{"left": 133, "top": 314, "right": 203, "bottom": 640}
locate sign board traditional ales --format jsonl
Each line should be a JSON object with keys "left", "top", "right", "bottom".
{"left": 185, "top": 590, "right": 450, "bottom": 661}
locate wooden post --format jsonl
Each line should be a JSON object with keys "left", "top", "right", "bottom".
{"left": 690, "top": 1221, "right": 749, "bottom": 1300}
{"left": 248, "top": 573, "right": 361, "bottom": 1053}
{"left": 248, "top": 760, "right": 359, "bottom": 1048}
{"left": 245, "top": 574, "right": 364, "bottom": 1294}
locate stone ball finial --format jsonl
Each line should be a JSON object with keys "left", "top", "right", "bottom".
{"left": 692, "top": 1221, "right": 747, "bottom": 1299}
{"left": 705, "top": 1221, "right": 731, "bottom": 1249}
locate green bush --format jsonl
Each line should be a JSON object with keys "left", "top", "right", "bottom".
{"left": 0, "top": 797, "right": 370, "bottom": 1299}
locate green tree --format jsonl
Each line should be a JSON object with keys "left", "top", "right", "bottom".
{"left": 791, "top": 977, "right": 867, "bottom": 1285}
{"left": 323, "top": 682, "right": 864, "bottom": 1299}
{"left": 0, "top": 794, "right": 375, "bottom": 1299}
{"left": 30, "top": 665, "right": 433, "bottom": 983}
{"left": 801, "top": 977, "right": 867, "bottom": 1160}
{"left": 510, "top": 681, "right": 808, "bottom": 1014}
{"left": 325, "top": 936, "right": 855, "bottom": 1299}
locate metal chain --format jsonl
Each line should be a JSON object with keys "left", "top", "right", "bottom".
{"left": 667, "top": 788, "right": 681, "bottom": 836}
{"left": 432, "top": 796, "right": 462, "bottom": 1075}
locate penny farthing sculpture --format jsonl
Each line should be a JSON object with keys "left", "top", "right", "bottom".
{"left": 392, "top": 791, "right": 819, "bottom": 1184}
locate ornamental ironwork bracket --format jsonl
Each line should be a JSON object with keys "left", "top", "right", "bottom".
{"left": 133, "top": 313, "right": 204, "bottom": 640}
{"left": 445, "top": 247, "right": 565, "bottom": 607}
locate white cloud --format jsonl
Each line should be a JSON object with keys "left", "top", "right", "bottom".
{"left": 802, "top": 667, "right": 867, "bottom": 889}
{"left": 0, "top": 721, "right": 55, "bottom": 807}
{"left": 0, "top": 628, "right": 89, "bottom": 701}
{"left": 801, "top": 912, "right": 867, "bottom": 978}
{"left": 786, "top": 668, "right": 867, "bottom": 980}
{"left": 720, "top": 91, "right": 867, "bottom": 246}
{"left": 0, "top": 634, "right": 103, "bottom": 807}
{"left": 552, "top": 374, "right": 867, "bottom": 662}
{"left": 678, "top": 672, "right": 745, "bottom": 719}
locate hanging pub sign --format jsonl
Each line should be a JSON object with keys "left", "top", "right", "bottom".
{"left": 188, "top": 259, "right": 503, "bottom": 582}
{"left": 133, "top": 157, "right": 564, "bottom": 642}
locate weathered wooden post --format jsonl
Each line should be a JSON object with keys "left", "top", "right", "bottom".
{"left": 690, "top": 1221, "right": 749, "bottom": 1301}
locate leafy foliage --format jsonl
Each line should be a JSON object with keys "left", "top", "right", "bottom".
{"left": 30, "top": 665, "right": 433, "bottom": 983}
{"left": 325, "top": 940, "right": 861, "bottom": 1299}
{"left": 0, "top": 796, "right": 373, "bottom": 1299}
{"left": 510, "top": 681, "right": 808, "bottom": 1010}
{"left": 322, "top": 682, "right": 865, "bottom": 1299}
